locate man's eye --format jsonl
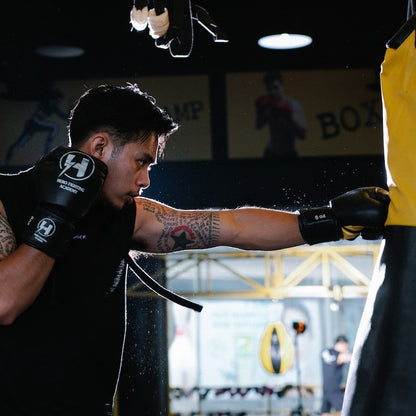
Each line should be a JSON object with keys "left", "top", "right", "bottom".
{"left": 137, "top": 160, "right": 154, "bottom": 171}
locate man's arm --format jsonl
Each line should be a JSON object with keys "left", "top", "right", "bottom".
{"left": 290, "top": 99, "right": 307, "bottom": 139}
{"left": 0, "top": 202, "right": 54, "bottom": 325}
{"left": 337, "top": 351, "right": 352, "bottom": 365}
{"left": 132, "top": 187, "right": 390, "bottom": 253}
{"left": 255, "top": 96, "right": 271, "bottom": 130}
{"left": 0, "top": 148, "right": 107, "bottom": 325}
{"left": 132, "top": 198, "right": 305, "bottom": 253}
{"left": 0, "top": 207, "right": 17, "bottom": 259}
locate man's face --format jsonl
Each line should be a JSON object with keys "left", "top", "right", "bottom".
{"left": 268, "top": 79, "right": 284, "bottom": 98}
{"left": 99, "top": 136, "right": 158, "bottom": 210}
{"left": 335, "top": 341, "right": 349, "bottom": 353}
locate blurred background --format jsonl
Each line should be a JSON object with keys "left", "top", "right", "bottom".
{"left": 0, "top": 1, "right": 409, "bottom": 414}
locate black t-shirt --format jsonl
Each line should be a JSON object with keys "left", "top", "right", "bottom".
{"left": 321, "top": 347, "right": 344, "bottom": 394}
{"left": 0, "top": 169, "right": 136, "bottom": 415}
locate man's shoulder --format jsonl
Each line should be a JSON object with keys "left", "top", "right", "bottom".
{"left": 0, "top": 168, "right": 34, "bottom": 207}
{"left": 0, "top": 167, "right": 33, "bottom": 180}
{"left": 288, "top": 98, "right": 303, "bottom": 109}
{"left": 0, "top": 168, "right": 33, "bottom": 190}
{"left": 321, "top": 348, "right": 338, "bottom": 363}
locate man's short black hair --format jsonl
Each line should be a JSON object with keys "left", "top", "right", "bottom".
{"left": 68, "top": 83, "right": 178, "bottom": 155}
{"left": 335, "top": 335, "right": 348, "bottom": 343}
{"left": 263, "top": 71, "right": 283, "bottom": 86}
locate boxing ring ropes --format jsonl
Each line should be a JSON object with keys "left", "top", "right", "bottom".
{"left": 127, "top": 242, "right": 380, "bottom": 301}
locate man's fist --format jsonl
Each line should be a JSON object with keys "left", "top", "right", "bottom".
{"left": 23, "top": 147, "right": 108, "bottom": 257}
{"left": 298, "top": 187, "right": 390, "bottom": 245}
{"left": 32, "top": 146, "right": 108, "bottom": 218}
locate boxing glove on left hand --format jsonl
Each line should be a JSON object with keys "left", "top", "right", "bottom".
{"left": 298, "top": 186, "right": 390, "bottom": 245}
{"left": 23, "top": 147, "right": 108, "bottom": 257}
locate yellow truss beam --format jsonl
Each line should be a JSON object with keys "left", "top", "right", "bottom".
{"left": 127, "top": 244, "right": 380, "bottom": 300}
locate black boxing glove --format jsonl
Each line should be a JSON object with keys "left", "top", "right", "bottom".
{"left": 23, "top": 147, "right": 108, "bottom": 257}
{"left": 298, "top": 186, "right": 390, "bottom": 245}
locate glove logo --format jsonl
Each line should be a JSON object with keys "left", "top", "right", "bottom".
{"left": 35, "top": 218, "right": 56, "bottom": 240}
{"left": 58, "top": 151, "right": 95, "bottom": 181}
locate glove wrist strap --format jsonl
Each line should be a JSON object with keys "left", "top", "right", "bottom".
{"left": 298, "top": 206, "right": 342, "bottom": 245}
{"left": 22, "top": 206, "right": 75, "bottom": 258}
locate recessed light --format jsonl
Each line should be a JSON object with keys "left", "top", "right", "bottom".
{"left": 35, "top": 45, "right": 85, "bottom": 58}
{"left": 258, "top": 33, "right": 313, "bottom": 50}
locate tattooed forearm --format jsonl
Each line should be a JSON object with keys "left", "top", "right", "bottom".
{"left": 0, "top": 213, "right": 17, "bottom": 260}
{"left": 142, "top": 201, "right": 220, "bottom": 252}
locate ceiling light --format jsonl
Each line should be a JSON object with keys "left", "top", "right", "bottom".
{"left": 35, "top": 45, "right": 85, "bottom": 58}
{"left": 258, "top": 33, "right": 313, "bottom": 50}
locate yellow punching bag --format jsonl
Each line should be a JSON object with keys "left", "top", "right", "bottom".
{"left": 342, "top": 13, "right": 416, "bottom": 416}
{"left": 260, "top": 322, "right": 294, "bottom": 374}
{"left": 382, "top": 17, "right": 416, "bottom": 226}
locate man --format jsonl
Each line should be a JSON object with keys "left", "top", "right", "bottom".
{"left": 0, "top": 84, "right": 389, "bottom": 415}
{"left": 321, "top": 335, "right": 352, "bottom": 416}
{"left": 255, "top": 71, "right": 307, "bottom": 159}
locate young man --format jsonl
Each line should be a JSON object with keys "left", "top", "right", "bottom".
{"left": 0, "top": 84, "right": 389, "bottom": 415}
{"left": 255, "top": 71, "right": 307, "bottom": 159}
{"left": 321, "top": 335, "right": 352, "bottom": 416}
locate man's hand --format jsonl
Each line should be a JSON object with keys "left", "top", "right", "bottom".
{"left": 23, "top": 147, "right": 108, "bottom": 257}
{"left": 298, "top": 187, "right": 390, "bottom": 245}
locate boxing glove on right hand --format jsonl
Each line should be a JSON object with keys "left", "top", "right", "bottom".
{"left": 23, "top": 147, "right": 108, "bottom": 257}
{"left": 298, "top": 186, "right": 390, "bottom": 245}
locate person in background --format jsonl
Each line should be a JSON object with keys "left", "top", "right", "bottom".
{"left": 321, "top": 335, "right": 352, "bottom": 416}
{"left": 255, "top": 71, "right": 307, "bottom": 159}
{"left": 4, "top": 88, "right": 69, "bottom": 166}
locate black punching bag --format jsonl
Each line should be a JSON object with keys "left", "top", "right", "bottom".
{"left": 342, "top": 13, "right": 416, "bottom": 416}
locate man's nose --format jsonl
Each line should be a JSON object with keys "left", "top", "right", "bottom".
{"left": 138, "top": 169, "right": 150, "bottom": 190}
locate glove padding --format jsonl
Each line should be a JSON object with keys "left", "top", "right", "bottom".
{"left": 23, "top": 147, "right": 108, "bottom": 257}
{"left": 298, "top": 186, "right": 390, "bottom": 245}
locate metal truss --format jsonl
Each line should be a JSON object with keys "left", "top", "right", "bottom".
{"left": 127, "top": 243, "right": 381, "bottom": 300}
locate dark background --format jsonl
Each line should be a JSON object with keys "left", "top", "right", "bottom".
{"left": 1, "top": 0, "right": 399, "bottom": 207}
{"left": 0, "top": 1, "right": 410, "bottom": 80}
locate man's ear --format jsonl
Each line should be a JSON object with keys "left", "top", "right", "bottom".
{"left": 81, "top": 133, "right": 111, "bottom": 160}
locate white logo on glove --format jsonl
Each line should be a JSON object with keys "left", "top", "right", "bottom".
{"left": 59, "top": 151, "right": 96, "bottom": 181}
{"left": 35, "top": 218, "right": 56, "bottom": 238}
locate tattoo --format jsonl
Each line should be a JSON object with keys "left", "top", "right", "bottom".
{"left": 142, "top": 200, "right": 220, "bottom": 252}
{"left": 0, "top": 212, "right": 17, "bottom": 260}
